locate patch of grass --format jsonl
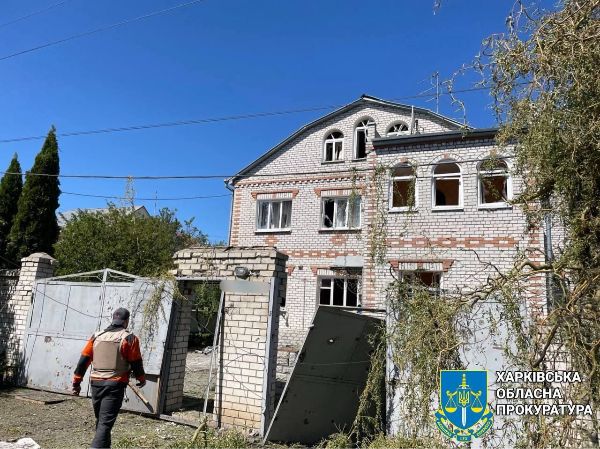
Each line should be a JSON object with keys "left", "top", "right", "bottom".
{"left": 367, "top": 434, "right": 445, "bottom": 448}
{"left": 317, "top": 432, "right": 353, "bottom": 448}
{"left": 113, "top": 436, "right": 137, "bottom": 449}
{"left": 187, "top": 427, "right": 249, "bottom": 449}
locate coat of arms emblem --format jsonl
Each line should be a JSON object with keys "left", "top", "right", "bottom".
{"left": 435, "top": 370, "right": 494, "bottom": 442}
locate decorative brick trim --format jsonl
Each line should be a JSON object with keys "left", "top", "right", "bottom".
{"left": 314, "top": 185, "right": 364, "bottom": 197}
{"left": 386, "top": 236, "right": 518, "bottom": 249}
{"left": 281, "top": 249, "right": 360, "bottom": 259}
{"left": 310, "top": 265, "right": 334, "bottom": 275}
{"left": 389, "top": 258, "right": 455, "bottom": 272}
{"left": 237, "top": 173, "right": 367, "bottom": 188}
{"left": 251, "top": 189, "right": 299, "bottom": 199}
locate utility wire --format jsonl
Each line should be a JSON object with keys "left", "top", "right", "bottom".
{"left": 0, "top": 85, "right": 495, "bottom": 144}
{"left": 0, "top": 1, "right": 72, "bottom": 30}
{"left": 0, "top": 156, "right": 513, "bottom": 181}
{"left": 61, "top": 191, "right": 231, "bottom": 201}
{"left": 0, "top": 0, "right": 207, "bottom": 62}
{"left": 0, "top": 105, "right": 338, "bottom": 144}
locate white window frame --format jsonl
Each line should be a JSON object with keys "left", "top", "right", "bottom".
{"left": 386, "top": 122, "right": 410, "bottom": 136}
{"left": 353, "top": 120, "right": 371, "bottom": 160}
{"left": 432, "top": 160, "right": 463, "bottom": 211}
{"left": 321, "top": 196, "right": 361, "bottom": 230}
{"left": 256, "top": 199, "right": 292, "bottom": 231}
{"left": 477, "top": 159, "right": 512, "bottom": 209}
{"left": 318, "top": 276, "right": 362, "bottom": 308}
{"left": 323, "top": 131, "right": 344, "bottom": 162}
{"left": 389, "top": 165, "right": 418, "bottom": 212}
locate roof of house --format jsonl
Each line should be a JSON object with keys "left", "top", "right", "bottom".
{"left": 226, "top": 94, "right": 467, "bottom": 186}
{"left": 372, "top": 127, "right": 499, "bottom": 148}
{"left": 57, "top": 205, "right": 150, "bottom": 227}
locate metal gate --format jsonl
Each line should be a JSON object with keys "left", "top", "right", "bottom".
{"left": 21, "top": 269, "right": 174, "bottom": 414}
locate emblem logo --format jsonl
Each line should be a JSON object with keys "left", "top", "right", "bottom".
{"left": 435, "top": 370, "right": 494, "bottom": 442}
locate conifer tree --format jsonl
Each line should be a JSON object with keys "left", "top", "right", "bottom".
{"left": 0, "top": 154, "right": 23, "bottom": 266}
{"left": 7, "top": 128, "right": 60, "bottom": 261}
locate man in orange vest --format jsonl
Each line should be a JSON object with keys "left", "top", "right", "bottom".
{"left": 72, "top": 308, "right": 146, "bottom": 448}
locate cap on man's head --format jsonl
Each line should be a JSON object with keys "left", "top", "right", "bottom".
{"left": 111, "top": 307, "right": 130, "bottom": 326}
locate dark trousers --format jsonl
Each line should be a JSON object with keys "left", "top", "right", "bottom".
{"left": 90, "top": 382, "right": 126, "bottom": 448}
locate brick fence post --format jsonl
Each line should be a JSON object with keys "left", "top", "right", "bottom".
{"left": 171, "top": 246, "right": 287, "bottom": 435}
{"left": 4, "top": 252, "right": 57, "bottom": 382}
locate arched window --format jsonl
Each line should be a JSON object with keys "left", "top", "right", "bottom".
{"left": 479, "top": 159, "right": 511, "bottom": 206}
{"left": 432, "top": 160, "right": 462, "bottom": 208}
{"left": 387, "top": 122, "right": 409, "bottom": 136}
{"left": 390, "top": 164, "right": 416, "bottom": 210}
{"left": 323, "top": 131, "right": 344, "bottom": 162}
{"left": 354, "top": 120, "right": 372, "bottom": 159}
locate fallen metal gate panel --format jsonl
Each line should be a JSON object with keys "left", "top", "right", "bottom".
{"left": 21, "top": 271, "right": 174, "bottom": 414}
{"left": 265, "top": 307, "right": 383, "bottom": 444}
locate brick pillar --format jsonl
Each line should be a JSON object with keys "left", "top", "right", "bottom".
{"left": 3, "top": 253, "right": 56, "bottom": 382}
{"left": 214, "top": 249, "right": 286, "bottom": 435}
{"left": 163, "top": 297, "right": 192, "bottom": 412}
{"left": 362, "top": 141, "right": 379, "bottom": 307}
{"left": 171, "top": 246, "right": 287, "bottom": 433}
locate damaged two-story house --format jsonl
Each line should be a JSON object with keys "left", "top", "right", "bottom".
{"left": 225, "top": 94, "right": 547, "bottom": 354}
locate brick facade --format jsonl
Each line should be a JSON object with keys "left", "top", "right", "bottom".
{"left": 227, "top": 96, "right": 550, "bottom": 352}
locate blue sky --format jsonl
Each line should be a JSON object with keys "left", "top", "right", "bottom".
{"left": 0, "top": 0, "right": 518, "bottom": 243}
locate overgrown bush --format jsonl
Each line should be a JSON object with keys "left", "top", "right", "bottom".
{"left": 54, "top": 205, "right": 208, "bottom": 276}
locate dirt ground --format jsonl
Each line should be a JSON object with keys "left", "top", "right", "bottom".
{"left": 172, "top": 350, "right": 215, "bottom": 424}
{"left": 0, "top": 351, "right": 216, "bottom": 448}
{"left": 0, "top": 388, "right": 196, "bottom": 448}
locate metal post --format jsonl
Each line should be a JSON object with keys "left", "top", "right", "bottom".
{"left": 98, "top": 268, "right": 109, "bottom": 332}
{"left": 202, "top": 291, "right": 225, "bottom": 417}
{"left": 260, "top": 277, "right": 277, "bottom": 436}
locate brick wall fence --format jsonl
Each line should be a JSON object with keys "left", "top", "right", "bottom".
{"left": 172, "top": 246, "right": 287, "bottom": 435}
{"left": 0, "top": 253, "right": 57, "bottom": 383}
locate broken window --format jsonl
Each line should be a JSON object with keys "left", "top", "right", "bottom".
{"left": 390, "top": 164, "right": 416, "bottom": 210}
{"left": 322, "top": 197, "right": 361, "bottom": 229}
{"left": 257, "top": 200, "right": 292, "bottom": 230}
{"left": 324, "top": 131, "right": 344, "bottom": 162}
{"left": 354, "top": 120, "right": 371, "bottom": 159}
{"left": 386, "top": 122, "right": 409, "bottom": 136}
{"left": 432, "top": 160, "right": 462, "bottom": 208}
{"left": 401, "top": 271, "right": 442, "bottom": 295}
{"left": 479, "top": 159, "right": 510, "bottom": 206}
{"left": 319, "top": 277, "right": 361, "bottom": 307}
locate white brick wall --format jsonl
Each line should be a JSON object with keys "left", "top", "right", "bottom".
{"left": 230, "top": 102, "right": 552, "bottom": 351}
{"left": 163, "top": 298, "right": 192, "bottom": 412}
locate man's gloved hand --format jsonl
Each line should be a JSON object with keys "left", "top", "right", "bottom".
{"left": 72, "top": 382, "right": 81, "bottom": 396}
{"left": 136, "top": 379, "right": 146, "bottom": 388}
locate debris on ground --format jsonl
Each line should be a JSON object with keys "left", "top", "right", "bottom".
{"left": 0, "top": 438, "right": 40, "bottom": 449}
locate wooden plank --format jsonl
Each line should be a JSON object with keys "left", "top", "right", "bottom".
{"left": 13, "top": 394, "right": 67, "bottom": 405}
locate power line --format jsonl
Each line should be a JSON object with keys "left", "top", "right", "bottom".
{"left": 0, "top": 85, "right": 495, "bottom": 144}
{"left": 0, "top": 1, "right": 72, "bottom": 30}
{"left": 61, "top": 191, "right": 231, "bottom": 201}
{"left": 0, "top": 156, "right": 513, "bottom": 182}
{"left": 0, "top": 106, "right": 339, "bottom": 144}
{"left": 0, "top": 0, "right": 207, "bottom": 63}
